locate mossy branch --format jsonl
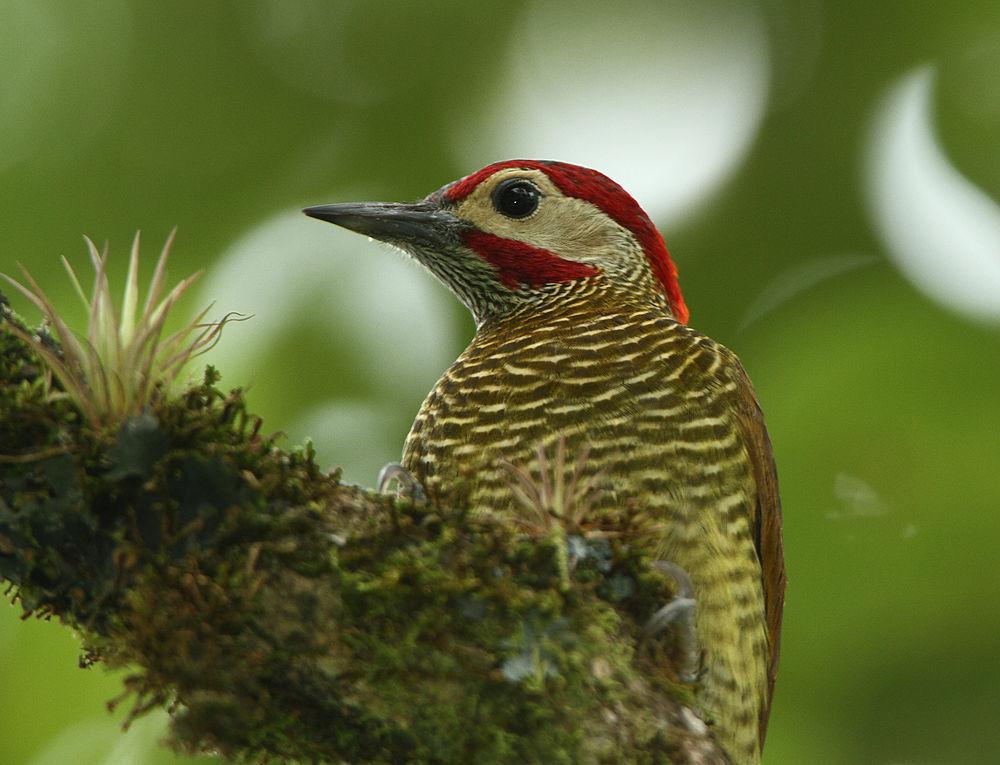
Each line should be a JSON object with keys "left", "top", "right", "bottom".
{"left": 0, "top": 288, "right": 728, "bottom": 764}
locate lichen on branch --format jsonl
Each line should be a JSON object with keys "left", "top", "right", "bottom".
{"left": 0, "top": 240, "right": 729, "bottom": 764}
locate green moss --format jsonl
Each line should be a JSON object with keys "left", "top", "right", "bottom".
{"left": 1, "top": 297, "right": 716, "bottom": 764}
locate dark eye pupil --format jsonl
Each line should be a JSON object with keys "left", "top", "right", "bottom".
{"left": 494, "top": 180, "right": 540, "bottom": 219}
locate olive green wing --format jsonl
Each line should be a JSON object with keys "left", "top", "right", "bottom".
{"left": 729, "top": 359, "right": 786, "bottom": 746}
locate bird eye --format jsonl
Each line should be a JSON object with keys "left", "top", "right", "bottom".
{"left": 492, "top": 179, "right": 540, "bottom": 219}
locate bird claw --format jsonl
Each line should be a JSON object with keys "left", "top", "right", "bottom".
{"left": 376, "top": 462, "right": 427, "bottom": 502}
{"left": 643, "top": 560, "right": 701, "bottom": 684}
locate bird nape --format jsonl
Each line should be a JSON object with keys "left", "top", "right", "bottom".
{"left": 305, "top": 159, "right": 785, "bottom": 765}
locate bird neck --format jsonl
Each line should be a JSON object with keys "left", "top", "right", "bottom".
{"left": 475, "top": 275, "right": 673, "bottom": 338}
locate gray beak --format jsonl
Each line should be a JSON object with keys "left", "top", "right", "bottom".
{"left": 303, "top": 200, "right": 462, "bottom": 249}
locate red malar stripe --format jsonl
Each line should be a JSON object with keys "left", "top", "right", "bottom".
{"left": 463, "top": 230, "right": 599, "bottom": 290}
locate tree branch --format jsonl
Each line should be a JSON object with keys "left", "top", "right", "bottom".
{"left": 0, "top": 293, "right": 729, "bottom": 764}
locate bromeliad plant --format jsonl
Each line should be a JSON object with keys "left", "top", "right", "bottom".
{"left": 1, "top": 231, "right": 242, "bottom": 428}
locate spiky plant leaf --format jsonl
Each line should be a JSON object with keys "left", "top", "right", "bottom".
{"left": 500, "top": 436, "right": 608, "bottom": 537}
{"left": 0, "top": 232, "right": 245, "bottom": 428}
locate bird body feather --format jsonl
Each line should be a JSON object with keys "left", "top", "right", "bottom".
{"left": 403, "top": 279, "right": 784, "bottom": 763}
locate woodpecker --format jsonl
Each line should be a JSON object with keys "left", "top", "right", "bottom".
{"left": 305, "top": 160, "right": 785, "bottom": 764}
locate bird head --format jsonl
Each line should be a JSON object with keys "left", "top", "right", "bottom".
{"left": 304, "top": 160, "right": 688, "bottom": 326}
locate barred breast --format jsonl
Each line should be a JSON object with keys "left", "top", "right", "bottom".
{"left": 402, "top": 287, "right": 772, "bottom": 763}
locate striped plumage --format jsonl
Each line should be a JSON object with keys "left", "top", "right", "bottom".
{"left": 305, "top": 160, "right": 785, "bottom": 764}
{"left": 405, "top": 281, "right": 777, "bottom": 763}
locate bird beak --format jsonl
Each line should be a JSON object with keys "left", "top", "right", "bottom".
{"left": 303, "top": 200, "right": 461, "bottom": 249}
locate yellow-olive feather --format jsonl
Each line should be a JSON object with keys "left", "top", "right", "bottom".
{"left": 404, "top": 279, "right": 784, "bottom": 763}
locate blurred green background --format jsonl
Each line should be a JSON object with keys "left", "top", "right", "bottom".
{"left": 2, "top": 1, "right": 999, "bottom": 763}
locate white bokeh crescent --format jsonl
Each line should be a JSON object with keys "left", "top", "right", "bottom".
{"left": 449, "top": 0, "right": 771, "bottom": 225}
{"left": 867, "top": 66, "right": 1000, "bottom": 322}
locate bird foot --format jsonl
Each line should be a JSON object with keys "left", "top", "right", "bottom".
{"left": 643, "top": 560, "right": 701, "bottom": 684}
{"left": 376, "top": 462, "right": 427, "bottom": 502}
